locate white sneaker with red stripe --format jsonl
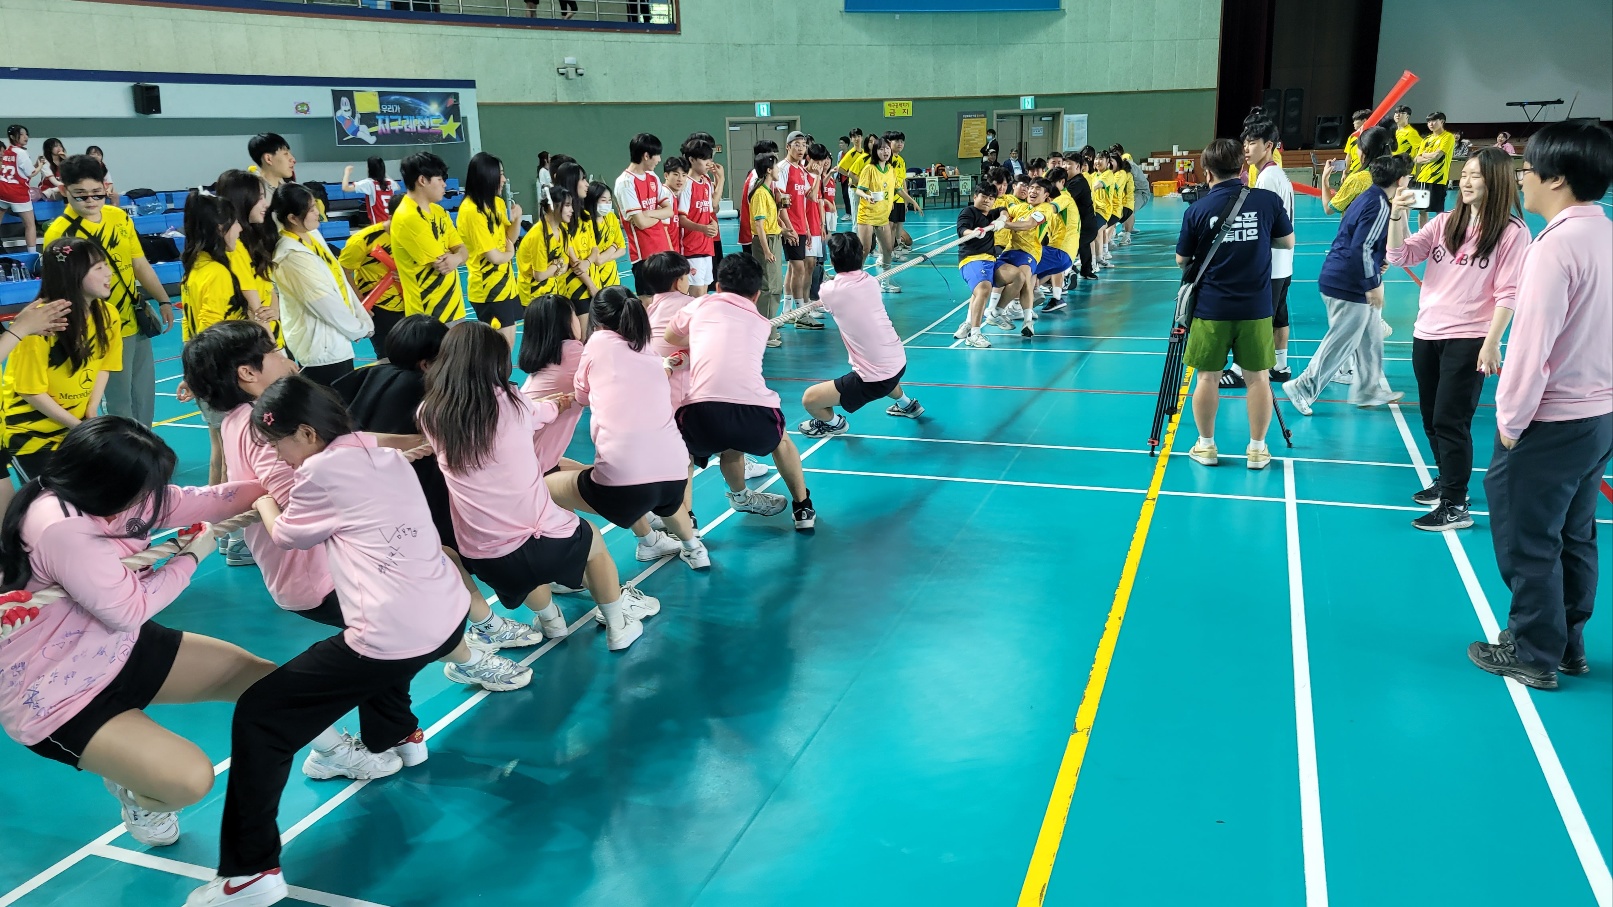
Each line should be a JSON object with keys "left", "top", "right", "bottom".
{"left": 185, "top": 868, "right": 288, "bottom": 906}
{"left": 393, "top": 728, "right": 428, "bottom": 767}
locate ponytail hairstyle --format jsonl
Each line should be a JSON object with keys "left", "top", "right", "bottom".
{"left": 1, "top": 417, "right": 178, "bottom": 592}
{"left": 214, "top": 169, "right": 275, "bottom": 281}
{"left": 590, "top": 285, "right": 650, "bottom": 351}
{"left": 542, "top": 184, "right": 578, "bottom": 239}
{"left": 181, "top": 193, "right": 250, "bottom": 319}
{"left": 465, "top": 151, "right": 504, "bottom": 220}
{"left": 1444, "top": 145, "right": 1522, "bottom": 260}
{"left": 751, "top": 153, "right": 778, "bottom": 204}
{"left": 268, "top": 182, "right": 318, "bottom": 232}
{"left": 38, "top": 238, "right": 114, "bottom": 372}
{"left": 1350, "top": 126, "right": 1393, "bottom": 175}
{"left": 418, "top": 321, "right": 522, "bottom": 473}
{"left": 516, "top": 293, "right": 578, "bottom": 373}
{"left": 249, "top": 374, "right": 355, "bottom": 447}
{"left": 366, "top": 155, "right": 387, "bottom": 184}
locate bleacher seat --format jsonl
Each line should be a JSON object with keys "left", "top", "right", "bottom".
{"left": 319, "top": 220, "right": 351, "bottom": 241}
{"left": 0, "top": 279, "right": 41, "bottom": 307}
{"left": 132, "top": 214, "right": 167, "bottom": 234}
{"left": 445, "top": 178, "right": 460, "bottom": 190}
{"left": 171, "top": 193, "right": 187, "bottom": 210}
{"left": 442, "top": 195, "right": 463, "bottom": 211}
{"left": 151, "top": 261, "right": 183, "bottom": 285}
{"left": 173, "top": 235, "right": 186, "bottom": 253}
{"left": 164, "top": 212, "right": 184, "bottom": 231}
{"left": 33, "top": 201, "right": 65, "bottom": 222}
{"left": 1, "top": 252, "right": 40, "bottom": 274}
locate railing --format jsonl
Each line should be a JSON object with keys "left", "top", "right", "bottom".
{"left": 188, "top": 0, "right": 676, "bottom": 28}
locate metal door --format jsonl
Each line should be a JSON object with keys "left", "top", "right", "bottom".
{"left": 724, "top": 117, "right": 798, "bottom": 207}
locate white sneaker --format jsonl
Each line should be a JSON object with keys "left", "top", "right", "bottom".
{"left": 301, "top": 732, "right": 403, "bottom": 781}
{"left": 392, "top": 728, "right": 428, "bottom": 767}
{"left": 953, "top": 322, "right": 971, "bottom": 340}
{"left": 728, "top": 487, "right": 787, "bottom": 516}
{"left": 1332, "top": 367, "right": 1355, "bottom": 386}
{"left": 635, "top": 529, "right": 682, "bottom": 562}
{"left": 185, "top": 869, "right": 288, "bottom": 906}
{"left": 465, "top": 613, "right": 545, "bottom": 650}
{"left": 987, "top": 313, "right": 1014, "bottom": 331}
{"left": 1004, "top": 302, "right": 1024, "bottom": 320}
{"left": 606, "top": 615, "right": 644, "bottom": 652}
{"left": 879, "top": 280, "right": 902, "bottom": 294}
{"left": 105, "top": 778, "right": 179, "bottom": 847}
{"left": 743, "top": 455, "right": 769, "bottom": 479}
{"left": 224, "top": 535, "right": 254, "bottom": 568}
{"left": 1379, "top": 317, "right": 1393, "bottom": 338}
{"left": 443, "top": 652, "right": 533, "bottom": 691}
{"left": 679, "top": 540, "right": 711, "bottom": 569}
{"left": 963, "top": 331, "right": 991, "bottom": 349}
{"left": 594, "top": 586, "right": 661, "bottom": 626}
{"left": 536, "top": 603, "right": 570, "bottom": 638}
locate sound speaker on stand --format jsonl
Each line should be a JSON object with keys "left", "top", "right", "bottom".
{"left": 1260, "top": 89, "right": 1281, "bottom": 125}
{"left": 1281, "top": 88, "right": 1304, "bottom": 148}
{"left": 1314, "top": 116, "right": 1345, "bottom": 149}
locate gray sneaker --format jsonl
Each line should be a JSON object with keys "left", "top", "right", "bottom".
{"left": 443, "top": 652, "right": 533, "bottom": 691}
{"left": 728, "top": 487, "right": 787, "bottom": 516}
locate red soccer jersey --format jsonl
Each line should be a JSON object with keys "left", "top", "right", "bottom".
{"left": 0, "top": 145, "right": 32, "bottom": 205}
{"left": 614, "top": 168, "right": 675, "bottom": 262}
{"left": 678, "top": 177, "right": 716, "bottom": 258}
{"left": 782, "top": 161, "right": 811, "bottom": 237}
{"left": 738, "top": 171, "right": 756, "bottom": 246}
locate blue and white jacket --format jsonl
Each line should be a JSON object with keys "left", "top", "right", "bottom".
{"left": 1318, "top": 184, "right": 1391, "bottom": 303}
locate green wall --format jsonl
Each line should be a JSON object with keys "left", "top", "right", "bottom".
{"left": 481, "top": 90, "right": 1215, "bottom": 200}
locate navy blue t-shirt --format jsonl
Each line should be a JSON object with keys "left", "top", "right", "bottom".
{"left": 1175, "top": 181, "right": 1294, "bottom": 321}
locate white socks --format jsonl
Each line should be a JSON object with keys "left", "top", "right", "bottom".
{"left": 597, "top": 596, "right": 625, "bottom": 630}
{"left": 1275, "top": 349, "right": 1289, "bottom": 370}
{"left": 1199, "top": 436, "right": 1215, "bottom": 448}
{"left": 1249, "top": 439, "right": 1268, "bottom": 452}
{"left": 312, "top": 727, "right": 345, "bottom": 753}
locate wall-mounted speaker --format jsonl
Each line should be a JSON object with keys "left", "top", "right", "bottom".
{"left": 1282, "top": 89, "right": 1304, "bottom": 147}
{"left": 132, "top": 83, "right": 161, "bottom": 116}
{"left": 1314, "top": 116, "right": 1345, "bottom": 149}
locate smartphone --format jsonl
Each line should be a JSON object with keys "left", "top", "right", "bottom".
{"left": 1410, "top": 188, "right": 1432, "bottom": 210}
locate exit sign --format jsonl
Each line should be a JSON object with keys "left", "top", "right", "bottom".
{"left": 755, "top": 102, "right": 771, "bottom": 117}
{"left": 1020, "top": 95, "right": 1035, "bottom": 110}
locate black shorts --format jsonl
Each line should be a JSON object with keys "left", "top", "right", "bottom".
{"left": 1106, "top": 214, "right": 1121, "bottom": 226}
{"left": 28, "top": 622, "right": 185, "bottom": 768}
{"left": 293, "top": 591, "right": 348, "bottom": 629}
{"left": 782, "top": 235, "right": 806, "bottom": 262}
{"left": 834, "top": 366, "right": 905, "bottom": 413}
{"left": 369, "top": 307, "right": 404, "bottom": 361}
{"left": 576, "top": 467, "right": 687, "bottom": 529}
{"left": 462, "top": 519, "right": 592, "bottom": 608}
{"left": 1121, "top": 207, "right": 1135, "bottom": 221}
{"left": 675, "top": 400, "right": 785, "bottom": 468}
{"left": 474, "top": 295, "right": 524, "bottom": 332}
{"left": 1271, "top": 275, "right": 1292, "bottom": 330}
{"left": 301, "top": 360, "right": 355, "bottom": 388}
{"left": 890, "top": 201, "right": 907, "bottom": 224}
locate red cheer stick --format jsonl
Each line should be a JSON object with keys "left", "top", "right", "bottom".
{"left": 361, "top": 247, "right": 399, "bottom": 313}
{"left": 1359, "top": 70, "right": 1419, "bottom": 141}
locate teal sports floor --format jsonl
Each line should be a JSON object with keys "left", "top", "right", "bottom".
{"left": 2, "top": 194, "right": 1610, "bottom": 907}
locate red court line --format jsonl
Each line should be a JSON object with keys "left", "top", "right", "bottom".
{"left": 1601, "top": 480, "right": 1613, "bottom": 504}
{"left": 765, "top": 375, "right": 1491, "bottom": 408}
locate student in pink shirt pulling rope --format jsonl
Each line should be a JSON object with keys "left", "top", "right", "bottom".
{"left": 1466, "top": 121, "right": 1613, "bottom": 692}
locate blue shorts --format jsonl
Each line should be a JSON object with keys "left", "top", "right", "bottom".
{"left": 960, "top": 259, "right": 996, "bottom": 288}
{"left": 1034, "top": 248, "right": 1072, "bottom": 277}
{"left": 997, "top": 249, "right": 1034, "bottom": 269}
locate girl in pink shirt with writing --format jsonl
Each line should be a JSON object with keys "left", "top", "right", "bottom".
{"left": 190, "top": 375, "right": 514, "bottom": 906}
{"left": 516, "top": 293, "right": 587, "bottom": 473}
{"left": 418, "top": 323, "right": 658, "bottom": 653}
{"left": 0, "top": 418, "right": 270, "bottom": 850}
{"left": 546, "top": 286, "right": 709, "bottom": 570}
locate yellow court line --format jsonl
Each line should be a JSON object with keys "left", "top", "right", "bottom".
{"left": 153, "top": 410, "right": 204, "bottom": 427}
{"left": 1016, "top": 365, "right": 1195, "bottom": 907}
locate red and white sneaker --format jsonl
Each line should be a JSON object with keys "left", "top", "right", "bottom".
{"left": 185, "top": 868, "right": 288, "bottom": 906}
{"left": 393, "top": 728, "right": 428, "bottom": 767}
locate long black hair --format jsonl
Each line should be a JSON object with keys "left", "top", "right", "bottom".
{"left": 268, "top": 182, "right": 317, "bottom": 231}
{"left": 516, "top": 293, "right": 577, "bottom": 373}
{"left": 249, "top": 374, "right": 355, "bottom": 446}
{"left": 37, "top": 238, "right": 114, "bottom": 372}
{"left": 418, "top": 322, "right": 521, "bottom": 473}
{"left": 1, "top": 417, "right": 178, "bottom": 592}
{"left": 366, "top": 155, "right": 386, "bottom": 183}
{"left": 581, "top": 179, "right": 610, "bottom": 225}
{"left": 1351, "top": 126, "right": 1393, "bottom": 175}
{"left": 182, "top": 320, "right": 278, "bottom": 413}
{"left": 465, "top": 151, "right": 504, "bottom": 218}
{"left": 180, "top": 193, "right": 249, "bottom": 319}
{"left": 590, "top": 285, "right": 650, "bottom": 351}
{"left": 214, "top": 169, "right": 274, "bottom": 281}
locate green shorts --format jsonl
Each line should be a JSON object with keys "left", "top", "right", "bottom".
{"left": 1184, "top": 316, "right": 1275, "bottom": 372}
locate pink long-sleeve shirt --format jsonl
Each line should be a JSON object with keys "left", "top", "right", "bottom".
{"left": 1494, "top": 205, "right": 1613, "bottom": 440}
{"left": 519, "top": 338, "right": 584, "bottom": 473}
{"left": 1387, "top": 213, "right": 1531, "bottom": 341}
{"left": 668, "top": 292, "right": 781, "bottom": 409}
{"left": 269, "top": 433, "right": 467, "bottom": 659}
{"left": 423, "top": 391, "right": 580, "bottom": 560}
{"left": 1, "top": 482, "right": 262, "bottom": 746}
{"left": 648, "top": 291, "right": 698, "bottom": 410}
{"left": 222, "top": 404, "right": 333, "bottom": 612}
{"left": 574, "top": 329, "right": 689, "bottom": 486}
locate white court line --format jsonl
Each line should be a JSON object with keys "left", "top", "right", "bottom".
{"left": 90, "top": 845, "right": 389, "bottom": 907}
{"left": 918, "top": 331, "right": 1420, "bottom": 346}
{"left": 901, "top": 298, "right": 971, "bottom": 345}
{"left": 1389, "top": 403, "right": 1612, "bottom": 907}
{"left": 1284, "top": 459, "right": 1330, "bottom": 906}
{"left": 904, "top": 345, "right": 1417, "bottom": 362}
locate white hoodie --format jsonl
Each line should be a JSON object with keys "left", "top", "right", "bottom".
{"left": 272, "top": 230, "right": 373, "bottom": 367}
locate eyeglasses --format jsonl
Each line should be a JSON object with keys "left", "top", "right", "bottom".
{"left": 1516, "top": 166, "right": 1534, "bottom": 184}
{"left": 69, "top": 193, "right": 108, "bottom": 202}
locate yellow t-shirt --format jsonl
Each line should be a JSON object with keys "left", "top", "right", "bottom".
{"left": 1007, "top": 201, "right": 1044, "bottom": 262}
{"left": 517, "top": 218, "right": 566, "bottom": 302}
{"left": 1054, "top": 191, "right": 1083, "bottom": 255}
{"left": 227, "top": 242, "right": 283, "bottom": 349}
{"left": 337, "top": 222, "right": 402, "bottom": 313}
{"left": 856, "top": 164, "right": 899, "bottom": 225}
{"left": 1092, "top": 173, "right": 1115, "bottom": 218}
{"left": 750, "top": 184, "right": 782, "bottom": 236}
{"left": 591, "top": 212, "right": 625, "bottom": 288}
{"left": 1, "top": 301, "right": 124, "bottom": 456}
{"left": 890, "top": 154, "right": 909, "bottom": 204}
{"left": 1113, "top": 170, "right": 1135, "bottom": 209}
{"left": 1395, "top": 125, "right": 1421, "bottom": 156}
{"left": 1330, "top": 170, "right": 1373, "bottom": 214}
{"left": 182, "top": 253, "right": 250, "bottom": 341}
{"left": 458, "top": 196, "right": 519, "bottom": 309}
{"left": 839, "top": 150, "right": 868, "bottom": 180}
{"left": 392, "top": 195, "right": 466, "bottom": 323}
{"left": 994, "top": 193, "right": 1019, "bottom": 249}
{"left": 1036, "top": 201, "right": 1064, "bottom": 248}
{"left": 42, "top": 207, "right": 142, "bottom": 338}
{"left": 1414, "top": 131, "right": 1457, "bottom": 185}
{"left": 1343, "top": 134, "right": 1361, "bottom": 173}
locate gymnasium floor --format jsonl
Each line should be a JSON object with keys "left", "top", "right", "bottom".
{"left": 2, "top": 193, "right": 1610, "bottom": 907}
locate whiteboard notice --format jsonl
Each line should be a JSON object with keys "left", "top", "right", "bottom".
{"left": 1061, "top": 114, "right": 1088, "bottom": 152}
